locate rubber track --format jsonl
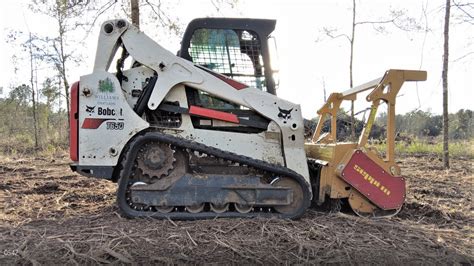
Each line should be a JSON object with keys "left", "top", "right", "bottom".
{"left": 116, "top": 131, "right": 312, "bottom": 220}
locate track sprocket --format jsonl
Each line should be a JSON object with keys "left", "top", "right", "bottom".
{"left": 136, "top": 141, "right": 174, "bottom": 179}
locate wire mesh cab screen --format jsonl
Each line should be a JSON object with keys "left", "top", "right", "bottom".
{"left": 188, "top": 29, "right": 267, "bottom": 92}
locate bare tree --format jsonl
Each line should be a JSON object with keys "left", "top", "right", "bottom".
{"left": 27, "top": 33, "right": 39, "bottom": 150}
{"left": 29, "top": 0, "right": 92, "bottom": 124}
{"left": 452, "top": 0, "right": 474, "bottom": 24}
{"left": 211, "top": 0, "right": 239, "bottom": 12}
{"left": 450, "top": 1, "right": 474, "bottom": 65}
{"left": 131, "top": 0, "right": 140, "bottom": 28}
{"left": 104, "top": 0, "right": 183, "bottom": 35}
{"left": 41, "top": 77, "right": 61, "bottom": 132}
{"left": 442, "top": 0, "right": 451, "bottom": 169}
{"left": 125, "top": 0, "right": 239, "bottom": 36}
{"left": 322, "top": 1, "right": 421, "bottom": 140}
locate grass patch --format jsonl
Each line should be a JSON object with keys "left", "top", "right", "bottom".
{"left": 0, "top": 136, "right": 68, "bottom": 157}
{"left": 372, "top": 138, "right": 474, "bottom": 159}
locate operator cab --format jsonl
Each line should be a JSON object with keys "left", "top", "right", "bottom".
{"left": 179, "top": 18, "right": 278, "bottom": 95}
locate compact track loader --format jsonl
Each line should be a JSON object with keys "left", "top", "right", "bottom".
{"left": 69, "top": 18, "right": 426, "bottom": 219}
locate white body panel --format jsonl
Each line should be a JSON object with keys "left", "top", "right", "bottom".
{"left": 78, "top": 71, "right": 149, "bottom": 166}
{"left": 162, "top": 85, "right": 285, "bottom": 166}
{"left": 78, "top": 19, "right": 310, "bottom": 186}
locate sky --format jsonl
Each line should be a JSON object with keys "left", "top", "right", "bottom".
{"left": 0, "top": 0, "right": 472, "bottom": 118}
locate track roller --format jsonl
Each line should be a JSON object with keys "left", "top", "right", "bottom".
{"left": 210, "top": 203, "right": 229, "bottom": 213}
{"left": 234, "top": 203, "right": 252, "bottom": 214}
{"left": 186, "top": 203, "right": 205, "bottom": 213}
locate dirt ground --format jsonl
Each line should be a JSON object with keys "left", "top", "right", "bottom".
{"left": 1, "top": 152, "right": 472, "bottom": 264}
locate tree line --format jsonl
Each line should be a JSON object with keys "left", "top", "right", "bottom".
{"left": 305, "top": 108, "right": 473, "bottom": 142}
{"left": 0, "top": 81, "right": 66, "bottom": 154}
{"left": 379, "top": 109, "right": 473, "bottom": 140}
{"left": 2, "top": 82, "right": 472, "bottom": 154}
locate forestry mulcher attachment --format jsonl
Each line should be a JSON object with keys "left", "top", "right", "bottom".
{"left": 69, "top": 18, "right": 426, "bottom": 219}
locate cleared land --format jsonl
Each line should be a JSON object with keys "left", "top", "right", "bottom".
{"left": 0, "top": 153, "right": 472, "bottom": 264}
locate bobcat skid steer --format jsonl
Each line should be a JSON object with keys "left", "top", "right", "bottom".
{"left": 69, "top": 18, "right": 426, "bottom": 219}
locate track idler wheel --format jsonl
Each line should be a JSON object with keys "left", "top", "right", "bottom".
{"left": 155, "top": 206, "right": 174, "bottom": 213}
{"left": 271, "top": 177, "right": 305, "bottom": 215}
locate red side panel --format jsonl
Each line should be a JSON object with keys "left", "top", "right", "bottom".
{"left": 205, "top": 71, "right": 249, "bottom": 90}
{"left": 189, "top": 105, "right": 240, "bottom": 124}
{"left": 216, "top": 76, "right": 248, "bottom": 90}
{"left": 81, "top": 118, "right": 109, "bottom": 129}
{"left": 340, "top": 150, "right": 405, "bottom": 210}
{"left": 69, "top": 82, "right": 79, "bottom": 161}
